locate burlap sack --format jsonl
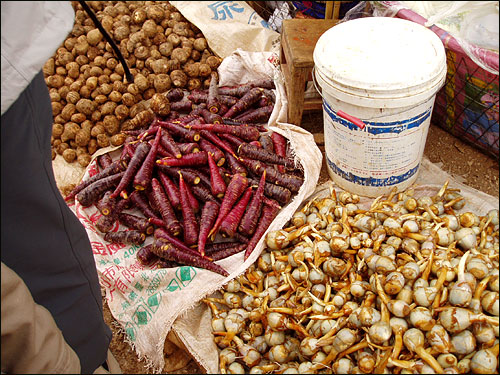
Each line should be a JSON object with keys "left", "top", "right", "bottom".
{"left": 67, "top": 50, "right": 322, "bottom": 373}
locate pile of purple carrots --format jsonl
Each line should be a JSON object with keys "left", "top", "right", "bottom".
{"left": 65, "top": 78, "right": 305, "bottom": 277}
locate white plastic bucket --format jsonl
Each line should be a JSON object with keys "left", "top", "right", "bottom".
{"left": 313, "top": 17, "right": 447, "bottom": 197}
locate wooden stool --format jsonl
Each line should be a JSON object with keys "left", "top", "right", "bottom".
{"left": 280, "top": 19, "right": 338, "bottom": 126}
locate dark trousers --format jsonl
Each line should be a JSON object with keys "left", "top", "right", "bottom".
{"left": 1, "top": 71, "right": 112, "bottom": 373}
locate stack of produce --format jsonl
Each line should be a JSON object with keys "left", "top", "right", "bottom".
{"left": 204, "top": 182, "right": 499, "bottom": 374}
{"left": 65, "top": 77, "right": 305, "bottom": 276}
{"left": 46, "top": 1, "right": 222, "bottom": 167}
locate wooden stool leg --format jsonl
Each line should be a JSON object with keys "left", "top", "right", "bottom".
{"left": 287, "top": 67, "right": 308, "bottom": 126}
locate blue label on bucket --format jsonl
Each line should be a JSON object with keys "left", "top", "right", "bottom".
{"left": 323, "top": 101, "right": 432, "bottom": 134}
{"left": 326, "top": 156, "right": 420, "bottom": 186}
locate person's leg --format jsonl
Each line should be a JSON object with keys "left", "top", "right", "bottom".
{"left": 1, "top": 71, "right": 112, "bottom": 373}
{"left": 93, "top": 350, "right": 122, "bottom": 374}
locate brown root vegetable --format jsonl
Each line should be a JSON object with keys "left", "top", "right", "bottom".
{"left": 150, "top": 93, "right": 171, "bottom": 116}
{"left": 193, "top": 37, "right": 208, "bottom": 52}
{"left": 170, "top": 69, "right": 188, "bottom": 88}
{"left": 153, "top": 74, "right": 172, "bottom": 93}
{"left": 110, "top": 133, "right": 127, "bottom": 147}
{"left": 61, "top": 122, "right": 81, "bottom": 143}
{"left": 62, "top": 148, "right": 77, "bottom": 163}
{"left": 77, "top": 153, "right": 92, "bottom": 168}
{"left": 75, "top": 129, "right": 91, "bottom": 147}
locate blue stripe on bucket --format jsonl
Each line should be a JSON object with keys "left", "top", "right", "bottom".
{"left": 323, "top": 101, "right": 432, "bottom": 134}
{"left": 326, "top": 156, "right": 420, "bottom": 186}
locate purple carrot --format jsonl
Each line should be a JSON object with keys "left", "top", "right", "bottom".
{"left": 120, "top": 140, "right": 136, "bottom": 162}
{"left": 170, "top": 99, "right": 194, "bottom": 112}
{"left": 157, "top": 166, "right": 201, "bottom": 185}
{"left": 207, "top": 243, "right": 246, "bottom": 261}
{"left": 204, "top": 241, "right": 244, "bottom": 254}
{"left": 129, "top": 190, "right": 162, "bottom": 223}
{"left": 158, "top": 171, "right": 181, "bottom": 210}
{"left": 185, "top": 116, "right": 206, "bottom": 126}
{"left": 218, "top": 80, "right": 275, "bottom": 97}
{"left": 200, "top": 108, "right": 223, "bottom": 124}
{"left": 188, "top": 90, "right": 208, "bottom": 104}
{"left": 95, "top": 190, "right": 117, "bottom": 216}
{"left": 175, "top": 104, "right": 207, "bottom": 123}
{"left": 237, "top": 142, "right": 294, "bottom": 168}
{"left": 156, "top": 151, "right": 208, "bottom": 167}
{"left": 219, "top": 187, "right": 253, "bottom": 238}
{"left": 184, "top": 178, "right": 200, "bottom": 213}
{"left": 225, "top": 152, "right": 247, "bottom": 176}
{"left": 218, "top": 133, "right": 245, "bottom": 149}
{"left": 110, "top": 141, "right": 151, "bottom": 198}
{"left": 234, "top": 105, "right": 274, "bottom": 124}
{"left": 133, "top": 128, "right": 162, "bottom": 191}
{"left": 118, "top": 212, "right": 155, "bottom": 235}
{"left": 157, "top": 120, "right": 200, "bottom": 142}
{"left": 76, "top": 171, "right": 125, "bottom": 207}
{"left": 104, "top": 230, "right": 146, "bottom": 246}
{"left": 259, "top": 134, "right": 275, "bottom": 153}
{"left": 149, "top": 178, "right": 182, "bottom": 237}
{"left": 160, "top": 129, "right": 182, "bottom": 158}
{"left": 240, "top": 158, "right": 303, "bottom": 193}
{"left": 156, "top": 259, "right": 182, "bottom": 269}
{"left": 137, "top": 125, "right": 159, "bottom": 140}
{"left": 244, "top": 200, "right": 281, "bottom": 260}
{"left": 224, "top": 87, "right": 264, "bottom": 118}
{"left": 65, "top": 159, "right": 127, "bottom": 201}
{"left": 197, "top": 201, "right": 220, "bottom": 257}
{"left": 247, "top": 176, "right": 291, "bottom": 205}
{"left": 137, "top": 244, "right": 159, "bottom": 266}
{"left": 271, "top": 131, "right": 287, "bottom": 173}
{"left": 95, "top": 213, "right": 117, "bottom": 233}
{"left": 200, "top": 130, "right": 236, "bottom": 156}
{"left": 156, "top": 143, "right": 175, "bottom": 158}
{"left": 238, "top": 170, "right": 266, "bottom": 237}
{"left": 222, "top": 118, "right": 246, "bottom": 126}
{"left": 208, "top": 152, "right": 227, "bottom": 199}
{"left": 178, "top": 172, "right": 199, "bottom": 246}
{"left": 178, "top": 142, "right": 200, "bottom": 154}
{"left": 218, "top": 104, "right": 229, "bottom": 117}
{"left": 97, "top": 153, "right": 113, "bottom": 170}
{"left": 152, "top": 238, "right": 229, "bottom": 277}
{"left": 218, "top": 95, "right": 239, "bottom": 107}
{"left": 191, "top": 183, "right": 220, "bottom": 204}
{"left": 187, "top": 123, "right": 260, "bottom": 142}
{"left": 209, "top": 173, "right": 249, "bottom": 238}
{"left": 166, "top": 88, "right": 185, "bottom": 102}
{"left": 199, "top": 138, "right": 225, "bottom": 166}
{"left": 154, "top": 227, "right": 199, "bottom": 255}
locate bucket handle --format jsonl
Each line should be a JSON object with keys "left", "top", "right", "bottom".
{"left": 311, "top": 66, "right": 366, "bottom": 130}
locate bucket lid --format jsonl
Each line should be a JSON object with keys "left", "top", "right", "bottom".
{"left": 313, "top": 17, "right": 447, "bottom": 102}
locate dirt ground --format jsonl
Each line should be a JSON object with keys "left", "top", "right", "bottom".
{"left": 104, "top": 110, "right": 498, "bottom": 374}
